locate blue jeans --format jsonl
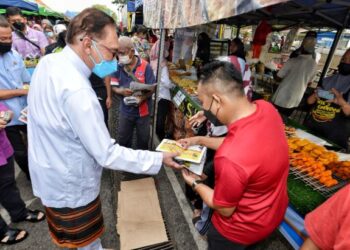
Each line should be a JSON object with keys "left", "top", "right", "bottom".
{"left": 118, "top": 113, "right": 150, "bottom": 150}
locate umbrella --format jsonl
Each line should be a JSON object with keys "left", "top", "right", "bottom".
{"left": 0, "top": 0, "right": 39, "bottom": 11}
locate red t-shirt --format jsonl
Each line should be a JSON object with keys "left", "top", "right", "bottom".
{"left": 305, "top": 184, "right": 350, "bottom": 250}
{"left": 212, "top": 100, "right": 289, "bottom": 245}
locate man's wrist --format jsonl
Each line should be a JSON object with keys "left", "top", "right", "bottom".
{"left": 191, "top": 179, "right": 203, "bottom": 191}
{"left": 194, "top": 136, "right": 201, "bottom": 146}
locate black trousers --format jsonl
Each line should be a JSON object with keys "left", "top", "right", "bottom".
{"left": 0, "top": 157, "right": 27, "bottom": 237}
{"left": 5, "top": 125, "right": 30, "bottom": 180}
{"left": 156, "top": 99, "right": 172, "bottom": 140}
{"left": 207, "top": 224, "right": 247, "bottom": 250}
{"left": 118, "top": 113, "right": 150, "bottom": 150}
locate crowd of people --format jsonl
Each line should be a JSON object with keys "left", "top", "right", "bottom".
{"left": 0, "top": 5, "right": 349, "bottom": 250}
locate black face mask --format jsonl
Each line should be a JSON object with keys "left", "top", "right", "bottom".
{"left": 13, "top": 22, "right": 25, "bottom": 31}
{"left": 338, "top": 62, "right": 350, "bottom": 76}
{"left": 203, "top": 98, "right": 223, "bottom": 127}
{"left": 0, "top": 42, "right": 12, "bottom": 54}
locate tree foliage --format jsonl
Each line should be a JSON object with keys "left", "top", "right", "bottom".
{"left": 92, "top": 4, "right": 118, "bottom": 20}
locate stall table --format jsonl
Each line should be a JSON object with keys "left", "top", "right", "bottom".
{"left": 169, "top": 72, "right": 349, "bottom": 250}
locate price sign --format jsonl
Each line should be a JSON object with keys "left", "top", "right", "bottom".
{"left": 172, "top": 90, "right": 186, "bottom": 107}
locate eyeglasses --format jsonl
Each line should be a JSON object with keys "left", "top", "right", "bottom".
{"left": 94, "top": 41, "right": 118, "bottom": 58}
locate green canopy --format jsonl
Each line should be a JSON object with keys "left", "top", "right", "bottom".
{"left": 0, "top": 6, "right": 63, "bottom": 18}
{"left": 38, "top": 6, "right": 63, "bottom": 18}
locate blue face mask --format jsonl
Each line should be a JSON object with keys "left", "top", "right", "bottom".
{"left": 46, "top": 31, "right": 54, "bottom": 37}
{"left": 89, "top": 41, "right": 118, "bottom": 79}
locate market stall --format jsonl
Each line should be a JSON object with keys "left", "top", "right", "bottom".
{"left": 144, "top": 1, "right": 350, "bottom": 249}
{"left": 0, "top": 0, "right": 38, "bottom": 11}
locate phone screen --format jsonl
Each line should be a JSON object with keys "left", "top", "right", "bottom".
{"left": 317, "top": 89, "right": 335, "bottom": 100}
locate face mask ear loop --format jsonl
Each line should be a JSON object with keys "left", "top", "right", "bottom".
{"left": 207, "top": 97, "right": 214, "bottom": 112}
{"left": 212, "top": 97, "right": 220, "bottom": 118}
{"left": 91, "top": 40, "right": 105, "bottom": 62}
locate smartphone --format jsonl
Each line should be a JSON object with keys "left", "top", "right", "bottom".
{"left": 317, "top": 89, "right": 335, "bottom": 100}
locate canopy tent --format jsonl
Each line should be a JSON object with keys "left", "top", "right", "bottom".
{"left": 217, "top": 0, "right": 350, "bottom": 30}
{"left": 38, "top": 6, "right": 64, "bottom": 18}
{"left": 0, "top": 0, "right": 39, "bottom": 11}
{"left": 34, "top": 0, "right": 64, "bottom": 18}
{"left": 143, "top": 0, "right": 289, "bottom": 29}
{"left": 144, "top": 0, "right": 350, "bottom": 30}
{"left": 0, "top": 0, "right": 63, "bottom": 18}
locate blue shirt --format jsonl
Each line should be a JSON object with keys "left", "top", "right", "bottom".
{"left": 322, "top": 74, "right": 350, "bottom": 102}
{"left": 113, "top": 57, "right": 156, "bottom": 117}
{"left": 0, "top": 49, "right": 31, "bottom": 126}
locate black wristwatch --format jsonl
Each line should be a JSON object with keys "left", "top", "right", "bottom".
{"left": 191, "top": 180, "right": 203, "bottom": 190}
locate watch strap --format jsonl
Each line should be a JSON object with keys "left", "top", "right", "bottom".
{"left": 191, "top": 180, "right": 203, "bottom": 190}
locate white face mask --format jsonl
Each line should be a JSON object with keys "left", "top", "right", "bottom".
{"left": 119, "top": 55, "right": 131, "bottom": 65}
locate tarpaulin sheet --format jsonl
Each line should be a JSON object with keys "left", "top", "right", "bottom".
{"left": 143, "top": 0, "right": 289, "bottom": 29}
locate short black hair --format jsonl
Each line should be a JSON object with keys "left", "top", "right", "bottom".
{"left": 199, "top": 61, "right": 244, "bottom": 95}
{"left": 66, "top": 8, "right": 116, "bottom": 44}
{"left": 6, "top": 7, "right": 22, "bottom": 17}
{"left": 231, "top": 38, "right": 246, "bottom": 61}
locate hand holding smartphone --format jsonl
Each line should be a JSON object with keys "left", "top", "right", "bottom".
{"left": 317, "top": 89, "right": 335, "bottom": 100}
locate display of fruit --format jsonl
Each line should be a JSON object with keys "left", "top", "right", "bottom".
{"left": 327, "top": 161, "right": 350, "bottom": 181}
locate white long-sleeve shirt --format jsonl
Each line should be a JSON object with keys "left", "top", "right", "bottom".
{"left": 28, "top": 46, "right": 163, "bottom": 208}
{"left": 157, "top": 66, "right": 174, "bottom": 101}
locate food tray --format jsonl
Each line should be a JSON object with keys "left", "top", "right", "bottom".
{"left": 289, "top": 167, "right": 348, "bottom": 197}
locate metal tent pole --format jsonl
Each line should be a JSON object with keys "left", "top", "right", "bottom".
{"left": 150, "top": 1, "right": 165, "bottom": 150}
{"left": 318, "top": 28, "right": 343, "bottom": 85}
{"left": 236, "top": 25, "right": 241, "bottom": 38}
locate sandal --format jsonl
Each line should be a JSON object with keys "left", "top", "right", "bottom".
{"left": 13, "top": 209, "right": 46, "bottom": 223}
{"left": 0, "top": 228, "right": 28, "bottom": 245}
{"left": 192, "top": 216, "right": 201, "bottom": 225}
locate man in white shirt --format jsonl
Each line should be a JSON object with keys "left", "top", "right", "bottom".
{"left": 27, "top": 8, "right": 180, "bottom": 250}
{"left": 272, "top": 36, "right": 318, "bottom": 117}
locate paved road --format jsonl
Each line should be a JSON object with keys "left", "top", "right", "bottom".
{"left": 1, "top": 167, "right": 118, "bottom": 250}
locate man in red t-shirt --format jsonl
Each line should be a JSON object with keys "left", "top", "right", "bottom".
{"left": 301, "top": 184, "right": 350, "bottom": 250}
{"left": 180, "top": 61, "right": 289, "bottom": 249}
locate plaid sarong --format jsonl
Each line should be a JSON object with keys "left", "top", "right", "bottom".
{"left": 45, "top": 196, "right": 104, "bottom": 248}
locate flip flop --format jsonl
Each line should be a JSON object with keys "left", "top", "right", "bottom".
{"left": 0, "top": 228, "right": 28, "bottom": 245}
{"left": 13, "top": 209, "right": 46, "bottom": 223}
